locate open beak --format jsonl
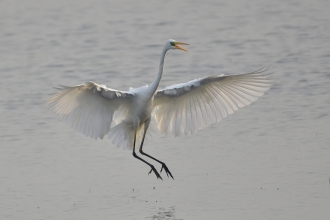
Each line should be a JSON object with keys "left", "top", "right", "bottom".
{"left": 174, "top": 42, "right": 189, "bottom": 52}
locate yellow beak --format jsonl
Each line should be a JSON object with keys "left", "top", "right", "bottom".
{"left": 174, "top": 42, "right": 189, "bottom": 52}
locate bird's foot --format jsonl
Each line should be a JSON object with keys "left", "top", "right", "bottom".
{"left": 148, "top": 165, "right": 163, "bottom": 180}
{"left": 160, "top": 163, "right": 174, "bottom": 179}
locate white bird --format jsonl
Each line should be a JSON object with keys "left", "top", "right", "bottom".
{"left": 46, "top": 39, "right": 273, "bottom": 180}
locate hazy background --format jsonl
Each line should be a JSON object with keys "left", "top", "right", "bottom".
{"left": 1, "top": 0, "right": 330, "bottom": 219}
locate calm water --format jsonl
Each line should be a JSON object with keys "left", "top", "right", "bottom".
{"left": 1, "top": 0, "right": 330, "bottom": 219}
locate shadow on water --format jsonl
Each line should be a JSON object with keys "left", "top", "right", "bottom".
{"left": 146, "top": 206, "right": 183, "bottom": 220}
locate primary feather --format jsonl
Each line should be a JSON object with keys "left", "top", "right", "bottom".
{"left": 153, "top": 69, "right": 273, "bottom": 137}
{"left": 46, "top": 82, "right": 133, "bottom": 140}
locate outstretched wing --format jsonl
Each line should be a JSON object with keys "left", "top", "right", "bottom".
{"left": 46, "top": 82, "right": 134, "bottom": 140}
{"left": 153, "top": 69, "right": 273, "bottom": 137}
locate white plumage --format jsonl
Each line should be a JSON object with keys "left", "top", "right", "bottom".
{"left": 154, "top": 70, "right": 272, "bottom": 137}
{"left": 46, "top": 39, "right": 273, "bottom": 180}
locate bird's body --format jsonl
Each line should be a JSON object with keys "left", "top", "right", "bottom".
{"left": 46, "top": 39, "right": 273, "bottom": 180}
{"left": 130, "top": 86, "right": 154, "bottom": 122}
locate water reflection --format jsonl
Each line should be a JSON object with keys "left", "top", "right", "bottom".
{"left": 146, "top": 206, "right": 182, "bottom": 220}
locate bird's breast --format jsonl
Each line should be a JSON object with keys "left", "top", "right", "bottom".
{"left": 130, "top": 94, "right": 154, "bottom": 123}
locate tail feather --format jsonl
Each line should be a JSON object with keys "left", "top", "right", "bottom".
{"left": 107, "top": 119, "right": 156, "bottom": 150}
{"left": 108, "top": 122, "right": 134, "bottom": 150}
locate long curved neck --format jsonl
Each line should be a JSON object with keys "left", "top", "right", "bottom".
{"left": 149, "top": 46, "right": 168, "bottom": 95}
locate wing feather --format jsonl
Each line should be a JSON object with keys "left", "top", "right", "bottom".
{"left": 153, "top": 69, "right": 273, "bottom": 136}
{"left": 46, "top": 82, "right": 133, "bottom": 140}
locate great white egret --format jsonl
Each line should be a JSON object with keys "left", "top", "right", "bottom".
{"left": 46, "top": 39, "right": 273, "bottom": 180}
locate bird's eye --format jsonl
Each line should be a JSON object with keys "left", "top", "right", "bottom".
{"left": 170, "top": 42, "right": 175, "bottom": 46}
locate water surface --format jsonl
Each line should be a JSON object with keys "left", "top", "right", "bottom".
{"left": 1, "top": 0, "right": 330, "bottom": 219}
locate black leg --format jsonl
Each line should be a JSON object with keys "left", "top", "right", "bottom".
{"left": 139, "top": 119, "right": 174, "bottom": 179}
{"left": 132, "top": 126, "right": 162, "bottom": 180}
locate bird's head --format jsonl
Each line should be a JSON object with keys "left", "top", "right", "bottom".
{"left": 166, "top": 39, "right": 189, "bottom": 52}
